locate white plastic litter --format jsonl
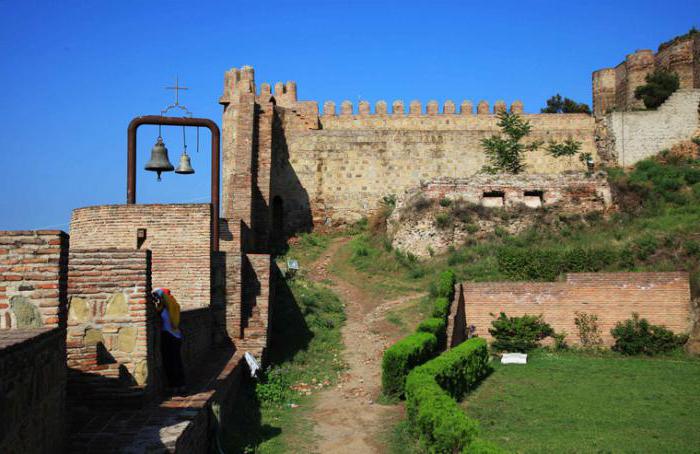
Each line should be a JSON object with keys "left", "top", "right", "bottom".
{"left": 501, "top": 353, "right": 528, "bottom": 364}
{"left": 244, "top": 351, "right": 260, "bottom": 377}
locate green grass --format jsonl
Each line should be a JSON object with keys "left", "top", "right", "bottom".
{"left": 224, "top": 277, "right": 346, "bottom": 453}
{"left": 462, "top": 350, "right": 700, "bottom": 453}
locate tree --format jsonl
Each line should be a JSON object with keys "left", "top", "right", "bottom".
{"left": 546, "top": 137, "right": 581, "bottom": 159}
{"left": 541, "top": 94, "right": 591, "bottom": 114}
{"left": 634, "top": 69, "right": 680, "bottom": 109}
{"left": 481, "top": 111, "right": 543, "bottom": 174}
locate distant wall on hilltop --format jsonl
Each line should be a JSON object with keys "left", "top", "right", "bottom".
{"left": 592, "top": 33, "right": 700, "bottom": 115}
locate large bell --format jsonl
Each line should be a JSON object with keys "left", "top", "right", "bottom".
{"left": 144, "top": 137, "right": 174, "bottom": 181}
{"left": 175, "top": 149, "right": 195, "bottom": 174}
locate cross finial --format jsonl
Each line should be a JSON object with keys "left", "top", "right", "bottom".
{"left": 166, "top": 76, "right": 189, "bottom": 105}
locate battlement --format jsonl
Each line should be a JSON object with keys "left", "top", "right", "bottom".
{"left": 319, "top": 99, "right": 525, "bottom": 117}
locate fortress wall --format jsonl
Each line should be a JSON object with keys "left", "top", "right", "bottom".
{"left": 607, "top": 89, "right": 700, "bottom": 166}
{"left": 593, "top": 35, "right": 700, "bottom": 115}
{"left": 463, "top": 272, "right": 691, "bottom": 346}
{"left": 282, "top": 109, "right": 596, "bottom": 225}
{"left": 0, "top": 328, "right": 66, "bottom": 453}
{"left": 0, "top": 230, "right": 69, "bottom": 329}
{"left": 70, "top": 204, "right": 211, "bottom": 309}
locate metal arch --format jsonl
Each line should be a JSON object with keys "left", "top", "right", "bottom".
{"left": 127, "top": 115, "right": 221, "bottom": 251}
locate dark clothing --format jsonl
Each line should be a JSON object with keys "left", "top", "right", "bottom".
{"left": 161, "top": 330, "right": 185, "bottom": 388}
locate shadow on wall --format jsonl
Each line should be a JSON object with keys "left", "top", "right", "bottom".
{"left": 223, "top": 266, "right": 314, "bottom": 452}
{"left": 271, "top": 108, "right": 313, "bottom": 254}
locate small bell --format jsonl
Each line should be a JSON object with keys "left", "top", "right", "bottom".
{"left": 144, "top": 137, "right": 174, "bottom": 181}
{"left": 175, "top": 148, "right": 195, "bottom": 174}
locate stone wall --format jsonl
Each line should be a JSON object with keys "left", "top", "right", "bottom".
{"left": 0, "top": 328, "right": 66, "bottom": 453}
{"left": 447, "top": 283, "right": 467, "bottom": 348}
{"left": 0, "top": 230, "right": 69, "bottom": 329}
{"left": 592, "top": 34, "right": 700, "bottom": 115}
{"left": 463, "top": 272, "right": 691, "bottom": 346}
{"left": 283, "top": 109, "right": 597, "bottom": 227}
{"left": 66, "top": 249, "right": 155, "bottom": 393}
{"left": 605, "top": 89, "right": 700, "bottom": 166}
{"left": 220, "top": 67, "right": 599, "bottom": 233}
{"left": 70, "top": 204, "right": 211, "bottom": 309}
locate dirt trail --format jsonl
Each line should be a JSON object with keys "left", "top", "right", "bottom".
{"left": 306, "top": 238, "right": 423, "bottom": 453}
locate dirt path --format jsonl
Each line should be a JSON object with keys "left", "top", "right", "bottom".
{"left": 306, "top": 238, "right": 423, "bottom": 453}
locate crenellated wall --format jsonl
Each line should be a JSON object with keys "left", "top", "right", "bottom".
{"left": 592, "top": 33, "right": 700, "bottom": 115}
{"left": 220, "top": 67, "right": 599, "bottom": 231}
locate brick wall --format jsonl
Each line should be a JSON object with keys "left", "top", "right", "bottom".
{"left": 447, "top": 284, "right": 467, "bottom": 348}
{"left": 464, "top": 272, "right": 691, "bottom": 346}
{"left": 70, "top": 204, "right": 211, "bottom": 309}
{"left": 67, "top": 249, "right": 155, "bottom": 395}
{"left": 179, "top": 307, "right": 214, "bottom": 381}
{"left": 0, "top": 230, "right": 69, "bottom": 329}
{"left": 0, "top": 328, "right": 66, "bottom": 453}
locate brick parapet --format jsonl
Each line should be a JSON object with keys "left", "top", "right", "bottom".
{"left": 0, "top": 230, "right": 69, "bottom": 329}
{"left": 66, "top": 249, "right": 156, "bottom": 395}
{"left": 463, "top": 272, "right": 692, "bottom": 346}
{"left": 0, "top": 327, "right": 66, "bottom": 453}
{"left": 70, "top": 203, "right": 211, "bottom": 309}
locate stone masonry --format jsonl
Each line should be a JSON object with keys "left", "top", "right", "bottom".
{"left": 592, "top": 33, "right": 700, "bottom": 115}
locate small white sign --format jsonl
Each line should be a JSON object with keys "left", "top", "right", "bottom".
{"left": 501, "top": 353, "right": 528, "bottom": 364}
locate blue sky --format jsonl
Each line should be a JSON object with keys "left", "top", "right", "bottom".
{"left": 0, "top": 0, "right": 698, "bottom": 230}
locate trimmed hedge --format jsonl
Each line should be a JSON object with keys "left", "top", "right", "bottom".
{"left": 432, "top": 296, "right": 451, "bottom": 320}
{"left": 417, "top": 317, "right": 448, "bottom": 348}
{"left": 381, "top": 332, "right": 438, "bottom": 398}
{"left": 405, "top": 338, "right": 491, "bottom": 453}
{"left": 381, "top": 268, "right": 457, "bottom": 398}
{"left": 436, "top": 269, "right": 457, "bottom": 300}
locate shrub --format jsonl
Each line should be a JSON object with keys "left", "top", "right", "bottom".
{"left": 574, "top": 311, "right": 603, "bottom": 348}
{"left": 405, "top": 338, "right": 491, "bottom": 453}
{"left": 633, "top": 235, "right": 658, "bottom": 260}
{"left": 611, "top": 313, "right": 688, "bottom": 355}
{"left": 546, "top": 137, "right": 582, "bottom": 159}
{"left": 382, "top": 332, "right": 438, "bottom": 398}
{"left": 435, "top": 213, "right": 452, "bottom": 230}
{"left": 432, "top": 297, "right": 452, "bottom": 320}
{"left": 489, "top": 312, "right": 554, "bottom": 352}
{"left": 634, "top": 69, "right": 680, "bottom": 109}
{"left": 417, "top": 317, "right": 448, "bottom": 349}
{"left": 552, "top": 331, "right": 569, "bottom": 350}
{"left": 256, "top": 367, "right": 291, "bottom": 403}
{"left": 466, "top": 224, "right": 479, "bottom": 234}
{"left": 481, "top": 112, "right": 543, "bottom": 174}
{"left": 439, "top": 197, "right": 452, "bottom": 207}
{"left": 436, "top": 269, "right": 457, "bottom": 300}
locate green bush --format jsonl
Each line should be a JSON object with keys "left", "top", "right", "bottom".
{"left": 405, "top": 338, "right": 492, "bottom": 453}
{"left": 417, "top": 317, "right": 448, "bottom": 349}
{"left": 435, "top": 213, "right": 452, "bottom": 229}
{"left": 497, "top": 246, "right": 619, "bottom": 281}
{"left": 634, "top": 69, "right": 680, "bottom": 109}
{"left": 439, "top": 197, "right": 452, "bottom": 207}
{"left": 432, "top": 297, "right": 452, "bottom": 320}
{"left": 489, "top": 312, "right": 554, "bottom": 352}
{"left": 611, "top": 313, "right": 688, "bottom": 355}
{"left": 382, "top": 332, "right": 438, "bottom": 398}
{"left": 436, "top": 269, "right": 457, "bottom": 300}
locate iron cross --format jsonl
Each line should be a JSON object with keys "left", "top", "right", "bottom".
{"left": 166, "top": 76, "right": 189, "bottom": 105}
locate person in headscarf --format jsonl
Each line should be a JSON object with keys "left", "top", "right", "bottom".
{"left": 152, "top": 287, "right": 185, "bottom": 393}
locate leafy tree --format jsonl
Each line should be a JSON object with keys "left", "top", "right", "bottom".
{"left": 546, "top": 137, "right": 582, "bottom": 159}
{"left": 481, "top": 111, "right": 543, "bottom": 174}
{"left": 634, "top": 69, "right": 680, "bottom": 109}
{"left": 541, "top": 94, "right": 591, "bottom": 114}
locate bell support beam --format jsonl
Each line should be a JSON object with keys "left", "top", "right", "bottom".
{"left": 127, "top": 115, "right": 221, "bottom": 251}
